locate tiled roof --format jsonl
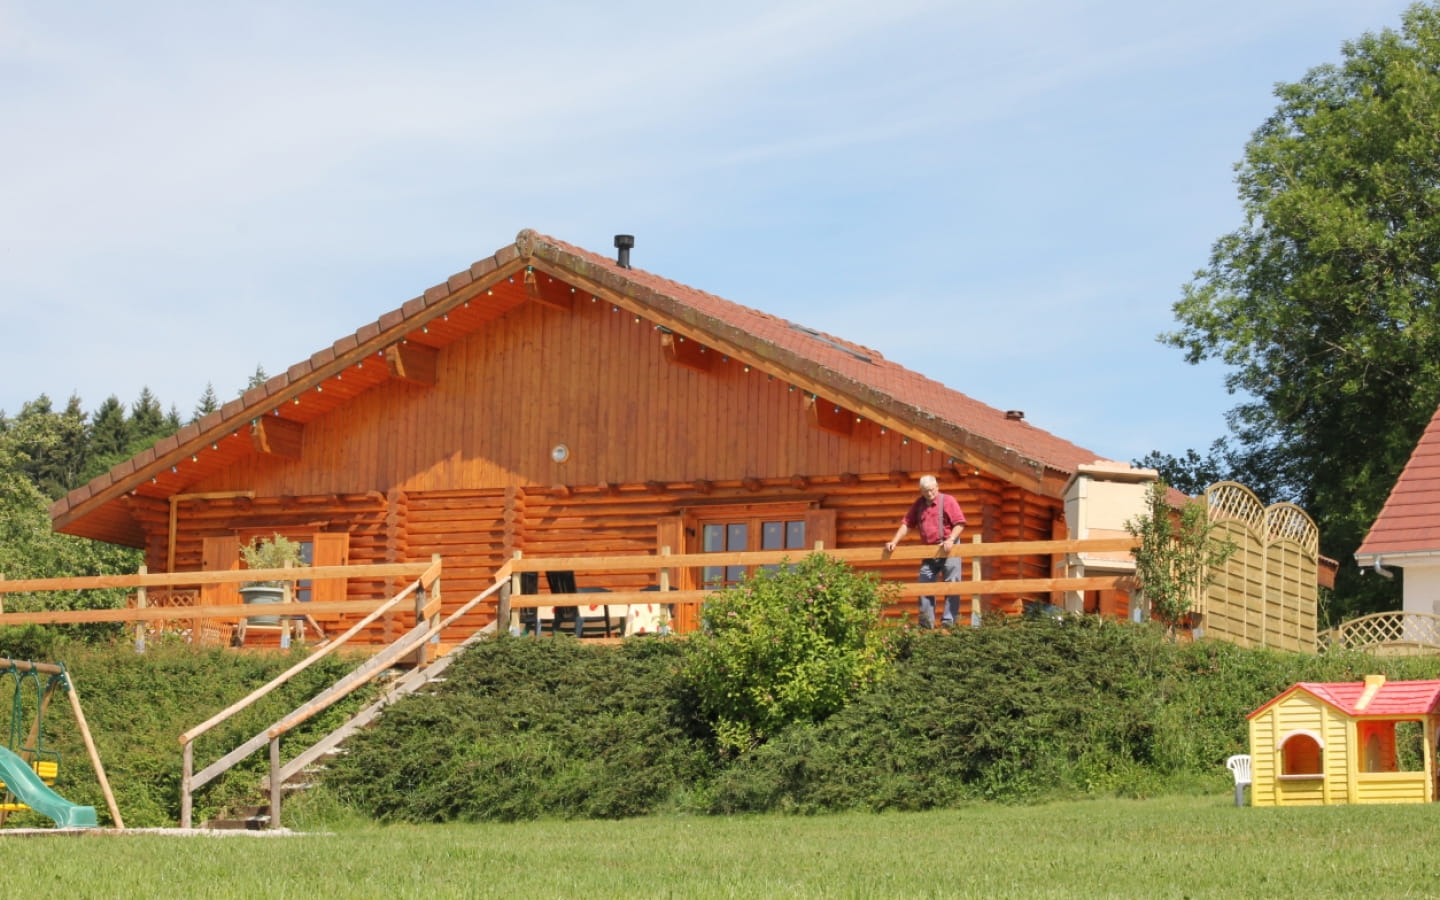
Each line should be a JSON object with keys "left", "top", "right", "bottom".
{"left": 50, "top": 229, "right": 1118, "bottom": 543}
{"left": 526, "top": 232, "right": 1108, "bottom": 479}
{"left": 1249, "top": 678, "right": 1440, "bottom": 719}
{"left": 1356, "top": 401, "right": 1440, "bottom": 560}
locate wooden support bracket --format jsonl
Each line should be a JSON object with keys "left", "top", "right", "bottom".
{"left": 250, "top": 416, "right": 304, "bottom": 460}
{"left": 661, "top": 332, "right": 716, "bottom": 373}
{"left": 384, "top": 342, "right": 439, "bottom": 386}
{"left": 524, "top": 268, "right": 576, "bottom": 311}
{"left": 809, "top": 397, "right": 855, "bottom": 437}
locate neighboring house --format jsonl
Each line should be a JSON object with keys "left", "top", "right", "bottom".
{"left": 48, "top": 229, "right": 1141, "bottom": 644}
{"left": 1355, "top": 401, "right": 1440, "bottom": 618}
{"left": 1246, "top": 675, "right": 1440, "bottom": 806}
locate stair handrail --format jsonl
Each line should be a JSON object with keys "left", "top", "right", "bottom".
{"left": 259, "top": 573, "right": 510, "bottom": 794}
{"left": 179, "top": 557, "right": 443, "bottom": 827}
{"left": 265, "top": 573, "right": 507, "bottom": 739}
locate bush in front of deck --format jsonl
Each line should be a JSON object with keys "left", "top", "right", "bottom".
{"left": 682, "top": 554, "right": 899, "bottom": 756}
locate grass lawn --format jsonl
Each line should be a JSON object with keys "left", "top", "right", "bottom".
{"left": 5, "top": 794, "right": 1438, "bottom": 898}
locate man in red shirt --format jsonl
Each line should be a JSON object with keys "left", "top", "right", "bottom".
{"left": 885, "top": 474, "right": 966, "bottom": 628}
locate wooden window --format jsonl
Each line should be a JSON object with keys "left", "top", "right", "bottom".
{"left": 229, "top": 530, "right": 350, "bottom": 605}
{"left": 699, "top": 515, "right": 808, "bottom": 589}
{"left": 660, "top": 505, "right": 833, "bottom": 633}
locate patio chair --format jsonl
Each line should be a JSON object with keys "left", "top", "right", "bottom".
{"left": 517, "top": 572, "right": 540, "bottom": 634}
{"left": 1226, "top": 754, "right": 1251, "bottom": 807}
{"left": 543, "top": 571, "right": 583, "bottom": 637}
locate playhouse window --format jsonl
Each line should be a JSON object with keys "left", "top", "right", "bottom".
{"left": 1358, "top": 719, "right": 1426, "bottom": 773}
{"left": 1280, "top": 733, "right": 1322, "bottom": 776}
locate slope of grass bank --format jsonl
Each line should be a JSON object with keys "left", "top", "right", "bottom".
{"left": 12, "top": 616, "right": 1440, "bottom": 828}
{"left": 324, "top": 617, "right": 1440, "bottom": 821}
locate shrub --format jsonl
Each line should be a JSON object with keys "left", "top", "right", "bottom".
{"left": 325, "top": 637, "right": 710, "bottom": 822}
{"left": 682, "top": 554, "right": 898, "bottom": 755}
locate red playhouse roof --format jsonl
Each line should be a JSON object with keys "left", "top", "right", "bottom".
{"left": 1249, "top": 678, "right": 1440, "bottom": 719}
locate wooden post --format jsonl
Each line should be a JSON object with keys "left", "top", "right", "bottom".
{"left": 281, "top": 562, "right": 294, "bottom": 650}
{"left": 496, "top": 581, "right": 512, "bottom": 635}
{"left": 659, "top": 547, "right": 672, "bottom": 636}
{"left": 134, "top": 565, "right": 148, "bottom": 653}
{"left": 181, "top": 741, "right": 193, "bottom": 828}
{"left": 268, "top": 737, "right": 282, "bottom": 830}
{"left": 970, "top": 535, "right": 983, "bottom": 627}
{"left": 65, "top": 676, "right": 124, "bottom": 829}
{"left": 429, "top": 553, "right": 442, "bottom": 648}
{"left": 510, "top": 551, "right": 524, "bottom": 636}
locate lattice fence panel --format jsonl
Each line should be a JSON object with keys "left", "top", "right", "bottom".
{"left": 1198, "top": 482, "right": 1319, "bottom": 652}
{"left": 1322, "top": 612, "right": 1440, "bottom": 655}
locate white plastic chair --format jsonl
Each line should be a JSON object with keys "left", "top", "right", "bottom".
{"left": 1226, "top": 754, "right": 1252, "bottom": 807}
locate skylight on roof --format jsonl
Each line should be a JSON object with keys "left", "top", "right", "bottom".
{"left": 790, "top": 324, "right": 873, "bottom": 364}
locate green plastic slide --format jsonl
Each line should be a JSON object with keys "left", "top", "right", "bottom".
{"left": 0, "top": 745, "right": 97, "bottom": 828}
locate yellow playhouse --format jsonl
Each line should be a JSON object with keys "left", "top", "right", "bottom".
{"left": 1246, "top": 675, "right": 1440, "bottom": 806}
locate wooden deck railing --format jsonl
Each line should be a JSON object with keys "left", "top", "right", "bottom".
{"left": 499, "top": 537, "right": 1139, "bottom": 628}
{"left": 0, "top": 536, "right": 1138, "bottom": 634}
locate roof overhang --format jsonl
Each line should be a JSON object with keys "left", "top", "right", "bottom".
{"left": 53, "top": 229, "right": 1099, "bottom": 545}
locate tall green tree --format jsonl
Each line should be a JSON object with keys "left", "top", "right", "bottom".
{"left": 1164, "top": 3, "right": 1440, "bottom": 619}
{"left": 192, "top": 382, "right": 219, "bottom": 422}
{"left": 0, "top": 444, "right": 137, "bottom": 647}
{"left": 82, "top": 395, "right": 131, "bottom": 482}
{"left": 244, "top": 365, "right": 268, "bottom": 393}
{"left": 2, "top": 394, "right": 89, "bottom": 500}
{"left": 127, "top": 387, "right": 167, "bottom": 450}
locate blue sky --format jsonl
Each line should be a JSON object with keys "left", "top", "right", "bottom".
{"left": 0, "top": 1, "right": 1419, "bottom": 466}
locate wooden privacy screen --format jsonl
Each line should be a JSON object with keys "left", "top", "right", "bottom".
{"left": 1199, "top": 481, "right": 1319, "bottom": 652}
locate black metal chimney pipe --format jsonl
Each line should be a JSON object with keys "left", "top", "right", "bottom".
{"left": 614, "top": 234, "right": 634, "bottom": 269}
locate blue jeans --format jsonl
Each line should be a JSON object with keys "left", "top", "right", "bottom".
{"left": 918, "top": 555, "right": 963, "bottom": 627}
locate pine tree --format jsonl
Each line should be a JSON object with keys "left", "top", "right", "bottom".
{"left": 192, "top": 382, "right": 220, "bottom": 422}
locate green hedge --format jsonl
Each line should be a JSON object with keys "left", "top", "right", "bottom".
{"left": 325, "top": 617, "right": 1440, "bottom": 822}
{"left": 11, "top": 618, "right": 1440, "bottom": 827}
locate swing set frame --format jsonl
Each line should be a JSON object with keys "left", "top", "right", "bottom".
{"left": 0, "top": 657, "right": 123, "bottom": 829}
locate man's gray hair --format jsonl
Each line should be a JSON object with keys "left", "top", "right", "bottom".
{"left": 918, "top": 474, "right": 938, "bottom": 490}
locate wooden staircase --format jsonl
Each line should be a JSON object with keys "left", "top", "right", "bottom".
{"left": 202, "top": 623, "right": 485, "bottom": 829}
{"left": 181, "top": 560, "right": 508, "bottom": 829}
{"left": 202, "top": 634, "right": 479, "bottom": 829}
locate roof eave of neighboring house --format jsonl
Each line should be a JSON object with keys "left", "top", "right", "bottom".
{"left": 1354, "top": 549, "right": 1440, "bottom": 567}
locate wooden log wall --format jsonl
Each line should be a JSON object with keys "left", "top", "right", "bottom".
{"left": 408, "top": 469, "right": 1060, "bottom": 638}
{"left": 135, "top": 492, "right": 390, "bottom": 646}
{"left": 396, "top": 488, "right": 509, "bottom": 642}
{"left": 142, "top": 467, "right": 1064, "bottom": 647}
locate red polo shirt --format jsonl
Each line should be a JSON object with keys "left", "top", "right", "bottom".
{"left": 902, "top": 493, "right": 965, "bottom": 544}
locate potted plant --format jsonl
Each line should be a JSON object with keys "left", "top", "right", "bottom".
{"left": 238, "top": 534, "right": 307, "bottom": 625}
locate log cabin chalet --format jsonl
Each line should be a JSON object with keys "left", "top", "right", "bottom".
{"left": 48, "top": 229, "right": 1135, "bottom": 644}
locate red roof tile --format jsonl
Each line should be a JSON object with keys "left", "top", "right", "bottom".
{"left": 1356, "top": 402, "right": 1440, "bottom": 559}
{"left": 1302, "top": 679, "right": 1440, "bottom": 717}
